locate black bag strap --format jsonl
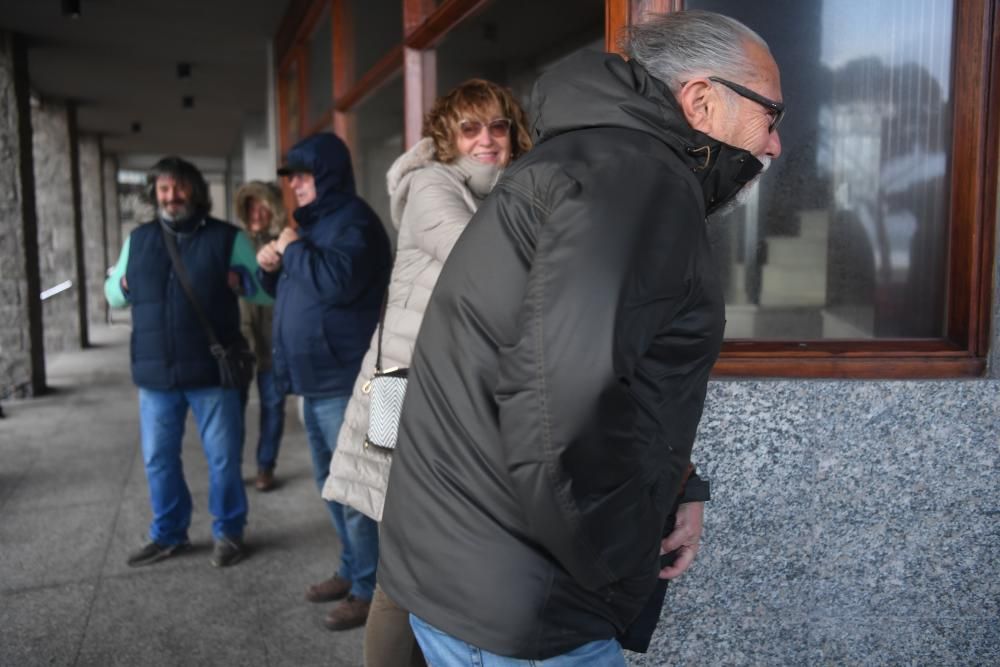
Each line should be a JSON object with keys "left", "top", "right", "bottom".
{"left": 160, "top": 221, "right": 226, "bottom": 359}
{"left": 375, "top": 290, "right": 388, "bottom": 372}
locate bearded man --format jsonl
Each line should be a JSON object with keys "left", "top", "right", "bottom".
{"left": 106, "top": 156, "right": 271, "bottom": 569}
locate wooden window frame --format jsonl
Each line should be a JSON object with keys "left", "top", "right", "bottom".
{"left": 276, "top": 0, "right": 998, "bottom": 379}
{"left": 276, "top": 48, "right": 305, "bottom": 157}
{"left": 279, "top": 0, "right": 492, "bottom": 150}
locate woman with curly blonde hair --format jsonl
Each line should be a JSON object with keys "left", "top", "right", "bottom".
{"left": 319, "top": 79, "right": 531, "bottom": 665}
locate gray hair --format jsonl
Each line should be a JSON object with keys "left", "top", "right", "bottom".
{"left": 622, "top": 10, "right": 769, "bottom": 94}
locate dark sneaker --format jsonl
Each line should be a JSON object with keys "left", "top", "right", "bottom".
{"left": 255, "top": 467, "right": 276, "bottom": 492}
{"left": 210, "top": 536, "right": 246, "bottom": 568}
{"left": 126, "top": 540, "right": 190, "bottom": 567}
{"left": 305, "top": 574, "right": 352, "bottom": 603}
{"left": 323, "top": 595, "right": 371, "bottom": 631}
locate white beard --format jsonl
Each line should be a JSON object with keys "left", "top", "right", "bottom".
{"left": 713, "top": 156, "right": 771, "bottom": 216}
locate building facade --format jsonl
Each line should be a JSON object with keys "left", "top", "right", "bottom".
{"left": 0, "top": 0, "right": 996, "bottom": 662}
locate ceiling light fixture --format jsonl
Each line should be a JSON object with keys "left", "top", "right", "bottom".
{"left": 60, "top": 0, "right": 82, "bottom": 18}
{"left": 177, "top": 63, "right": 192, "bottom": 79}
{"left": 182, "top": 96, "right": 194, "bottom": 109}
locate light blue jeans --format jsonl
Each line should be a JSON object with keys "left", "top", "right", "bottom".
{"left": 302, "top": 395, "right": 379, "bottom": 601}
{"left": 138, "top": 386, "right": 247, "bottom": 544}
{"left": 410, "top": 615, "right": 627, "bottom": 666}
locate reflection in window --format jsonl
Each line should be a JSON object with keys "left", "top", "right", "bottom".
{"left": 307, "top": 6, "right": 333, "bottom": 126}
{"left": 347, "top": 0, "right": 402, "bottom": 79}
{"left": 352, "top": 77, "right": 404, "bottom": 244}
{"left": 689, "top": 0, "right": 953, "bottom": 339}
{"left": 436, "top": 0, "right": 604, "bottom": 110}
{"left": 283, "top": 61, "right": 301, "bottom": 144}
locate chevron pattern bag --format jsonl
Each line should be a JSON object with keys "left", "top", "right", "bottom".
{"left": 362, "top": 296, "right": 408, "bottom": 450}
{"left": 363, "top": 367, "right": 408, "bottom": 450}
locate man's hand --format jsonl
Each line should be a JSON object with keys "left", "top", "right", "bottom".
{"left": 658, "top": 501, "right": 704, "bottom": 580}
{"left": 275, "top": 226, "right": 299, "bottom": 255}
{"left": 120, "top": 276, "right": 128, "bottom": 291}
{"left": 227, "top": 270, "right": 242, "bottom": 294}
{"left": 257, "top": 242, "right": 282, "bottom": 272}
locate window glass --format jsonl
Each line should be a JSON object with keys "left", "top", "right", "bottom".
{"left": 436, "top": 0, "right": 604, "bottom": 109}
{"left": 307, "top": 5, "right": 333, "bottom": 126}
{"left": 351, "top": 76, "right": 404, "bottom": 243}
{"left": 347, "top": 0, "right": 403, "bottom": 79}
{"left": 282, "top": 60, "right": 301, "bottom": 145}
{"left": 687, "top": 0, "right": 954, "bottom": 338}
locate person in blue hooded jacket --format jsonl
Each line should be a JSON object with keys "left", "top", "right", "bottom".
{"left": 257, "top": 132, "right": 392, "bottom": 632}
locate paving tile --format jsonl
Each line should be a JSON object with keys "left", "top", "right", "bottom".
{"left": 0, "top": 581, "right": 95, "bottom": 667}
{"left": 76, "top": 568, "right": 268, "bottom": 667}
{"left": 0, "top": 503, "right": 117, "bottom": 592}
{"left": 2, "top": 449, "right": 133, "bottom": 511}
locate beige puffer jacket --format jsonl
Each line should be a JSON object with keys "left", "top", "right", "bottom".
{"left": 322, "top": 137, "right": 501, "bottom": 520}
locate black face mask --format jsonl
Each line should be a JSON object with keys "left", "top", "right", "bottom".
{"left": 686, "top": 141, "right": 764, "bottom": 215}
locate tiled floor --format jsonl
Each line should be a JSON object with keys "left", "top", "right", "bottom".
{"left": 0, "top": 325, "right": 364, "bottom": 667}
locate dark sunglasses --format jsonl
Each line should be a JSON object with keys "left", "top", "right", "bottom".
{"left": 458, "top": 118, "right": 512, "bottom": 140}
{"left": 708, "top": 76, "right": 785, "bottom": 133}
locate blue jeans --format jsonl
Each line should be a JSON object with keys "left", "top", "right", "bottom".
{"left": 410, "top": 615, "right": 626, "bottom": 666}
{"left": 302, "top": 395, "right": 379, "bottom": 601}
{"left": 240, "top": 369, "right": 286, "bottom": 470}
{"left": 138, "top": 386, "right": 247, "bottom": 544}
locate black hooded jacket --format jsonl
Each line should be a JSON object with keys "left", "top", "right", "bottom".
{"left": 378, "top": 51, "right": 761, "bottom": 659}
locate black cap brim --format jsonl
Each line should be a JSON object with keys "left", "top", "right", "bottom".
{"left": 277, "top": 163, "right": 311, "bottom": 177}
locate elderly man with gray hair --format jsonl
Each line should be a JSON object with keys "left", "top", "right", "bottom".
{"left": 377, "top": 9, "right": 784, "bottom": 666}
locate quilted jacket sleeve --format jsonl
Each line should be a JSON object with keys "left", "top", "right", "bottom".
{"left": 280, "top": 217, "right": 381, "bottom": 305}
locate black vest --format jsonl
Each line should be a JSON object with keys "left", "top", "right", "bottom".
{"left": 126, "top": 218, "right": 240, "bottom": 390}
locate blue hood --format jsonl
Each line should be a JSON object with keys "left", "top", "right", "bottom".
{"left": 284, "top": 132, "right": 357, "bottom": 226}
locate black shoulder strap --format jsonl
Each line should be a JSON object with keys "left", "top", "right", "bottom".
{"left": 375, "top": 291, "right": 388, "bottom": 372}
{"left": 160, "top": 221, "right": 226, "bottom": 359}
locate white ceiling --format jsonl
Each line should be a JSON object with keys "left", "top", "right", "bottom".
{"left": 0, "top": 0, "right": 291, "bottom": 160}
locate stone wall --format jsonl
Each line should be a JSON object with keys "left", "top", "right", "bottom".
{"left": 32, "top": 102, "right": 78, "bottom": 355}
{"left": 0, "top": 33, "right": 32, "bottom": 399}
{"left": 102, "top": 154, "right": 120, "bottom": 264}
{"left": 635, "top": 378, "right": 999, "bottom": 666}
{"left": 79, "top": 136, "right": 105, "bottom": 327}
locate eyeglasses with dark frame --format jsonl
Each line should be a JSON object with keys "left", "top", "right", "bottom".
{"left": 708, "top": 76, "right": 785, "bottom": 133}
{"left": 458, "top": 118, "right": 512, "bottom": 140}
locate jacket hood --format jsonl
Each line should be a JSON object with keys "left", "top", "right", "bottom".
{"left": 234, "top": 180, "right": 286, "bottom": 234}
{"left": 531, "top": 51, "right": 764, "bottom": 214}
{"left": 284, "top": 133, "right": 357, "bottom": 226}
{"left": 387, "top": 137, "right": 436, "bottom": 230}
{"left": 386, "top": 138, "right": 500, "bottom": 230}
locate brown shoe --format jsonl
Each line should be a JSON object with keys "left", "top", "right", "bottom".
{"left": 305, "top": 574, "right": 351, "bottom": 603}
{"left": 323, "top": 595, "right": 370, "bottom": 631}
{"left": 255, "top": 468, "right": 275, "bottom": 492}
